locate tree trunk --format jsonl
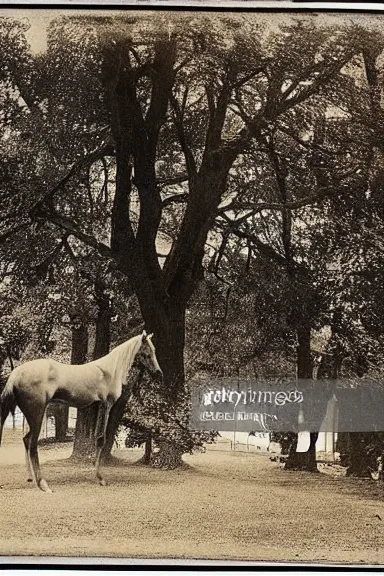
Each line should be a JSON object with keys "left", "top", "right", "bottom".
{"left": 54, "top": 405, "right": 69, "bottom": 442}
{"left": 296, "top": 324, "right": 313, "bottom": 380}
{"left": 72, "top": 285, "right": 111, "bottom": 459}
{"left": 105, "top": 304, "right": 186, "bottom": 468}
{"left": 284, "top": 431, "right": 319, "bottom": 472}
{"left": 285, "top": 323, "right": 319, "bottom": 472}
{"left": 149, "top": 306, "right": 186, "bottom": 401}
{"left": 150, "top": 439, "right": 183, "bottom": 470}
{"left": 343, "top": 388, "right": 372, "bottom": 478}
{"left": 53, "top": 322, "right": 88, "bottom": 443}
{"left": 345, "top": 433, "right": 372, "bottom": 478}
{"left": 122, "top": 296, "right": 187, "bottom": 469}
{"left": 319, "top": 324, "right": 372, "bottom": 478}
{"left": 143, "top": 436, "right": 152, "bottom": 465}
{"left": 103, "top": 37, "right": 228, "bottom": 469}
{"left": 146, "top": 307, "right": 188, "bottom": 469}
{"left": 71, "top": 404, "right": 100, "bottom": 460}
{"left": 103, "top": 394, "right": 129, "bottom": 459}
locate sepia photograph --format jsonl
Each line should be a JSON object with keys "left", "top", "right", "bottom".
{"left": 1, "top": 1, "right": 384, "bottom": 567}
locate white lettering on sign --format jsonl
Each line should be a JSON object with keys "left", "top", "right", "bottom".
{"left": 202, "top": 387, "right": 303, "bottom": 407}
{"left": 199, "top": 411, "right": 278, "bottom": 430}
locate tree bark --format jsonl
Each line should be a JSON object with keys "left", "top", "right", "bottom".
{"left": 72, "top": 283, "right": 111, "bottom": 459}
{"left": 343, "top": 387, "right": 372, "bottom": 478}
{"left": 53, "top": 321, "right": 88, "bottom": 443}
{"left": 345, "top": 433, "right": 372, "bottom": 478}
{"left": 103, "top": 394, "right": 129, "bottom": 459}
{"left": 141, "top": 308, "right": 187, "bottom": 469}
{"left": 285, "top": 323, "right": 319, "bottom": 472}
{"left": 143, "top": 436, "right": 152, "bottom": 465}
{"left": 54, "top": 404, "right": 69, "bottom": 442}
{"left": 284, "top": 431, "right": 319, "bottom": 472}
{"left": 150, "top": 439, "right": 184, "bottom": 470}
{"left": 296, "top": 324, "right": 313, "bottom": 381}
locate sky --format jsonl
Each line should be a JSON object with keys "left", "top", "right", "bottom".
{"left": 0, "top": 7, "right": 383, "bottom": 55}
{"left": 0, "top": 9, "right": 93, "bottom": 53}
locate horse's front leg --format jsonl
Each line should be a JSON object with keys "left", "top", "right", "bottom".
{"left": 95, "top": 399, "right": 114, "bottom": 487}
{"left": 23, "top": 430, "right": 33, "bottom": 483}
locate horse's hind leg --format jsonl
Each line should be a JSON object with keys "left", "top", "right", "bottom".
{"left": 24, "top": 406, "right": 52, "bottom": 493}
{"left": 29, "top": 432, "right": 52, "bottom": 493}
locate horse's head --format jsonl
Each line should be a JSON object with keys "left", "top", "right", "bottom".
{"left": 136, "top": 331, "right": 163, "bottom": 382}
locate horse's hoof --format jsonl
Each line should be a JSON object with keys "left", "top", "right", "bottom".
{"left": 99, "top": 479, "right": 107, "bottom": 486}
{"left": 39, "top": 479, "right": 53, "bottom": 494}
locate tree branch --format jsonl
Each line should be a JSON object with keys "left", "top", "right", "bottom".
{"left": 205, "top": 80, "right": 231, "bottom": 151}
{"left": 31, "top": 233, "right": 70, "bottom": 276}
{"left": 145, "top": 37, "right": 176, "bottom": 152}
{"left": 157, "top": 173, "right": 189, "bottom": 187}
{"left": 231, "top": 66, "right": 266, "bottom": 90}
{"left": 162, "top": 193, "right": 189, "bottom": 208}
{"left": 44, "top": 211, "right": 112, "bottom": 259}
{"left": 170, "top": 93, "right": 198, "bottom": 186}
{"left": 218, "top": 221, "right": 288, "bottom": 267}
{"left": 205, "top": 85, "right": 216, "bottom": 116}
{"left": 276, "top": 123, "right": 345, "bottom": 156}
{"left": 279, "top": 52, "right": 354, "bottom": 113}
{"left": 218, "top": 173, "right": 359, "bottom": 225}
{"left": 174, "top": 57, "right": 192, "bottom": 74}
{"left": 362, "top": 44, "right": 384, "bottom": 140}
{"left": 29, "top": 141, "right": 114, "bottom": 220}
{"left": 224, "top": 52, "right": 355, "bottom": 163}
{"left": 263, "top": 132, "right": 293, "bottom": 262}
{"left": 212, "top": 229, "right": 230, "bottom": 276}
{"left": 0, "top": 221, "right": 30, "bottom": 246}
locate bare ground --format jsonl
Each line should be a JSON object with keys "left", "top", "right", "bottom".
{"left": 1, "top": 430, "right": 384, "bottom": 564}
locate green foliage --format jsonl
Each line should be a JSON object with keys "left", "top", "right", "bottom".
{"left": 337, "top": 432, "right": 384, "bottom": 476}
{"left": 121, "top": 369, "right": 219, "bottom": 458}
{"left": 186, "top": 255, "right": 297, "bottom": 379}
{"left": 0, "top": 314, "right": 30, "bottom": 361}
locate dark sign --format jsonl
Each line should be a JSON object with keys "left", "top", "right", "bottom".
{"left": 190, "top": 378, "right": 384, "bottom": 433}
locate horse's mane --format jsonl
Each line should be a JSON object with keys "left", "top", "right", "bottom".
{"left": 95, "top": 334, "right": 143, "bottom": 384}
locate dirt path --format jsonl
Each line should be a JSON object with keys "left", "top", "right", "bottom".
{"left": 1, "top": 431, "right": 384, "bottom": 564}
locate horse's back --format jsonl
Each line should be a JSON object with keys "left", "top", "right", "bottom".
{"left": 5, "top": 359, "right": 55, "bottom": 405}
{"left": 8, "top": 358, "right": 111, "bottom": 407}
{"left": 12, "top": 358, "right": 53, "bottom": 381}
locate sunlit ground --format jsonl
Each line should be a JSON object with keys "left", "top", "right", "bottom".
{"left": 1, "top": 429, "right": 384, "bottom": 564}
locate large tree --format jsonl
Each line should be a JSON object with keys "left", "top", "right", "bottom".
{"left": 30, "top": 17, "right": 360, "bottom": 383}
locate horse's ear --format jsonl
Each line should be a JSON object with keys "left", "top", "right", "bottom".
{"left": 142, "top": 330, "right": 147, "bottom": 342}
{"left": 148, "top": 333, "right": 153, "bottom": 341}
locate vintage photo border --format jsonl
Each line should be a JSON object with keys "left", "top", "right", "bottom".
{"left": 0, "top": 0, "right": 383, "bottom": 571}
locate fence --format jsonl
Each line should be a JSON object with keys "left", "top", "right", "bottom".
{"left": 207, "top": 431, "right": 271, "bottom": 453}
{"left": 207, "top": 430, "right": 338, "bottom": 461}
{"left": 4, "top": 410, "right": 337, "bottom": 459}
{"left": 4, "top": 408, "right": 57, "bottom": 439}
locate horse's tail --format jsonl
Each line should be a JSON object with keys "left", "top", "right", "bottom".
{"left": 0, "top": 371, "right": 18, "bottom": 447}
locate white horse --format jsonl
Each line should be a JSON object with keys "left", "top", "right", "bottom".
{"left": 0, "top": 331, "right": 162, "bottom": 493}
